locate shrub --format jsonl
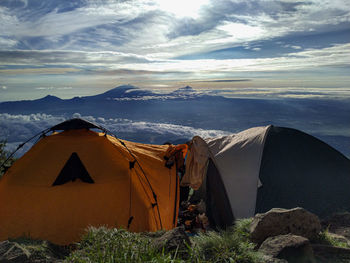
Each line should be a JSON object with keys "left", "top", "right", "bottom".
{"left": 188, "top": 219, "right": 263, "bottom": 263}
{"left": 316, "top": 229, "right": 350, "bottom": 248}
{"left": 0, "top": 140, "right": 16, "bottom": 177}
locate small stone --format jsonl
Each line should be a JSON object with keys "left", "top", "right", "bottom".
{"left": 151, "top": 227, "right": 190, "bottom": 252}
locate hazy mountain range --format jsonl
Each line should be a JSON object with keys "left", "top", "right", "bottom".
{"left": 0, "top": 85, "right": 349, "bottom": 158}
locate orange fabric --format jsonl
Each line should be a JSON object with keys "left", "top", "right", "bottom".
{"left": 0, "top": 130, "right": 179, "bottom": 245}
{"left": 164, "top": 144, "right": 188, "bottom": 172}
{"left": 164, "top": 144, "right": 188, "bottom": 159}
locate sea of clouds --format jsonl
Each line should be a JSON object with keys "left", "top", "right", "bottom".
{"left": 0, "top": 112, "right": 230, "bottom": 156}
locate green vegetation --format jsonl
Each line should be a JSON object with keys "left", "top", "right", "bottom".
{"left": 4, "top": 219, "right": 350, "bottom": 262}
{"left": 316, "top": 229, "right": 350, "bottom": 249}
{"left": 189, "top": 219, "right": 262, "bottom": 263}
{"left": 66, "top": 219, "right": 263, "bottom": 263}
{"left": 0, "top": 140, "right": 16, "bottom": 177}
{"left": 66, "top": 227, "right": 178, "bottom": 263}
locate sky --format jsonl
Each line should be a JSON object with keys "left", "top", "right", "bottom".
{"left": 0, "top": 0, "right": 350, "bottom": 101}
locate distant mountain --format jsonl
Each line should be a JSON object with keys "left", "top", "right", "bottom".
{"left": 87, "top": 85, "right": 156, "bottom": 100}
{"left": 0, "top": 85, "right": 209, "bottom": 114}
{"left": 169, "top": 85, "right": 203, "bottom": 99}
{"left": 36, "top": 95, "right": 62, "bottom": 102}
{"left": 1, "top": 84, "right": 350, "bottom": 157}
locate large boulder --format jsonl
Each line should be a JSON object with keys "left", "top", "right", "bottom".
{"left": 259, "top": 234, "right": 315, "bottom": 263}
{"left": 151, "top": 227, "right": 190, "bottom": 253}
{"left": 250, "top": 207, "right": 321, "bottom": 244}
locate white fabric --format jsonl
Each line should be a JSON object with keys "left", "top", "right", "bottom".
{"left": 181, "top": 136, "right": 210, "bottom": 189}
{"left": 205, "top": 126, "right": 271, "bottom": 218}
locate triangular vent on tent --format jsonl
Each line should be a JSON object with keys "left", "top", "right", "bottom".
{"left": 53, "top": 152, "right": 94, "bottom": 186}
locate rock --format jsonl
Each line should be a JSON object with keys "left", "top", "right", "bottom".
{"left": 250, "top": 207, "right": 321, "bottom": 244}
{"left": 151, "top": 227, "right": 190, "bottom": 252}
{"left": 259, "top": 234, "right": 316, "bottom": 263}
{"left": 312, "top": 244, "right": 350, "bottom": 262}
{"left": 261, "top": 254, "right": 288, "bottom": 263}
{"left": 0, "top": 240, "right": 67, "bottom": 263}
{"left": 312, "top": 244, "right": 350, "bottom": 255}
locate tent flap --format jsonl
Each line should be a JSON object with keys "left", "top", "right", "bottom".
{"left": 205, "top": 126, "right": 271, "bottom": 218}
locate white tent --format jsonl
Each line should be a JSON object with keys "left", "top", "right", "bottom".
{"left": 182, "top": 125, "right": 350, "bottom": 227}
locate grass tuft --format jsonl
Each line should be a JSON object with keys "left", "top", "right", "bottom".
{"left": 65, "top": 220, "right": 263, "bottom": 263}
{"left": 188, "top": 219, "right": 262, "bottom": 263}
{"left": 316, "top": 229, "right": 350, "bottom": 248}
{"left": 65, "top": 226, "right": 182, "bottom": 263}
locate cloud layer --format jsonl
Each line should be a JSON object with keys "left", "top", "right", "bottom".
{"left": 0, "top": 0, "right": 349, "bottom": 101}
{"left": 0, "top": 113, "right": 230, "bottom": 156}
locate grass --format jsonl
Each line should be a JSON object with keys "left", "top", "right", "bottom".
{"left": 188, "top": 219, "right": 262, "bottom": 263}
{"left": 7, "top": 218, "right": 350, "bottom": 262}
{"left": 316, "top": 229, "right": 350, "bottom": 249}
{"left": 65, "top": 227, "right": 182, "bottom": 263}
{"left": 65, "top": 219, "right": 263, "bottom": 263}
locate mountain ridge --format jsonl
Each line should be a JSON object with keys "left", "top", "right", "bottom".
{"left": 4, "top": 85, "right": 205, "bottom": 103}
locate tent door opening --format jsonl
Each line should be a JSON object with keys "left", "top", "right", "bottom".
{"left": 52, "top": 152, "right": 94, "bottom": 186}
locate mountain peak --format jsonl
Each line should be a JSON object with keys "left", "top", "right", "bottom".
{"left": 88, "top": 85, "right": 154, "bottom": 100}
{"left": 172, "top": 86, "right": 196, "bottom": 94}
{"left": 37, "top": 95, "right": 62, "bottom": 102}
{"left": 100, "top": 85, "right": 138, "bottom": 96}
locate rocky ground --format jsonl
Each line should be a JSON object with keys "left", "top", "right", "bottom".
{"left": 251, "top": 208, "right": 350, "bottom": 263}
{"left": 2, "top": 207, "right": 350, "bottom": 262}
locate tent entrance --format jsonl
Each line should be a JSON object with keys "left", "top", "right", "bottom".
{"left": 53, "top": 152, "right": 94, "bottom": 186}
{"left": 206, "top": 158, "right": 235, "bottom": 229}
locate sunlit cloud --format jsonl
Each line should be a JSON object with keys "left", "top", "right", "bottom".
{"left": 0, "top": 0, "right": 349, "bottom": 100}
{"left": 0, "top": 67, "right": 81, "bottom": 74}
{"left": 155, "top": 0, "right": 209, "bottom": 18}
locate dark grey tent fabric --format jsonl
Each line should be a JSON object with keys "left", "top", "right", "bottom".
{"left": 50, "top": 118, "right": 102, "bottom": 131}
{"left": 205, "top": 158, "right": 235, "bottom": 229}
{"left": 256, "top": 126, "right": 350, "bottom": 218}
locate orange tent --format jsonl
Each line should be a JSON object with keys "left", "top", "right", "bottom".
{"left": 0, "top": 119, "right": 180, "bottom": 245}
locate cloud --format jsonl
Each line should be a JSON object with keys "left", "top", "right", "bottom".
{"left": 196, "top": 79, "right": 251, "bottom": 83}
{"left": 1, "top": 86, "right": 7, "bottom": 90}
{"left": 1, "top": 0, "right": 349, "bottom": 56}
{"left": 34, "top": 86, "right": 72, "bottom": 90}
{"left": 0, "top": 113, "right": 230, "bottom": 156}
{"left": 2, "top": 42, "right": 348, "bottom": 75}
{"left": 216, "top": 87, "right": 350, "bottom": 100}
{"left": 0, "top": 0, "right": 349, "bottom": 96}
{"left": 0, "top": 37, "right": 17, "bottom": 49}
{"left": 0, "top": 67, "right": 81, "bottom": 74}
{"left": 57, "top": 87, "right": 72, "bottom": 90}
{"left": 35, "top": 87, "right": 54, "bottom": 90}
{"left": 0, "top": 50, "right": 153, "bottom": 66}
